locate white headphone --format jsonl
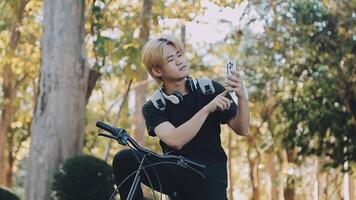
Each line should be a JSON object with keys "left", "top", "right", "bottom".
{"left": 160, "top": 90, "right": 185, "bottom": 104}
{"left": 159, "top": 76, "right": 197, "bottom": 104}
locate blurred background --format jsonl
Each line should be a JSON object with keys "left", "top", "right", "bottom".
{"left": 0, "top": 0, "right": 355, "bottom": 199}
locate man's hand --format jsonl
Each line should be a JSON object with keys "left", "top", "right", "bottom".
{"left": 203, "top": 90, "right": 232, "bottom": 113}
{"left": 225, "top": 70, "right": 247, "bottom": 100}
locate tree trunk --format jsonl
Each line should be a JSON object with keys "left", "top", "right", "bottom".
{"left": 266, "top": 152, "right": 279, "bottom": 200}
{"left": 349, "top": 176, "right": 355, "bottom": 200}
{"left": 104, "top": 80, "right": 133, "bottom": 161}
{"left": 324, "top": 170, "right": 329, "bottom": 200}
{"left": 247, "top": 140, "right": 260, "bottom": 200}
{"left": 86, "top": 69, "right": 101, "bottom": 103}
{"left": 133, "top": 0, "right": 153, "bottom": 145}
{"left": 283, "top": 149, "right": 296, "bottom": 200}
{"left": 6, "top": 148, "right": 14, "bottom": 187}
{"left": 6, "top": 132, "right": 15, "bottom": 187}
{"left": 25, "top": 1, "right": 88, "bottom": 199}
{"left": 133, "top": 83, "right": 148, "bottom": 145}
{"left": 343, "top": 171, "right": 350, "bottom": 200}
{"left": 181, "top": 24, "right": 186, "bottom": 49}
{"left": 249, "top": 157, "right": 260, "bottom": 200}
{"left": 0, "top": 0, "right": 29, "bottom": 187}
{"left": 0, "top": 63, "right": 15, "bottom": 187}
{"left": 314, "top": 157, "right": 319, "bottom": 200}
{"left": 263, "top": 87, "right": 278, "bottom": 200}
{"left": 335, "top": 171, "right": 343, "bottom": 200}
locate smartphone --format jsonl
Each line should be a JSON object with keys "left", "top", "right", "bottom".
{"left": 226, "top": 60, "right": 237, "bottom": 75}
{"left": 225, "top": 60, "right": 238, "bottom": 104}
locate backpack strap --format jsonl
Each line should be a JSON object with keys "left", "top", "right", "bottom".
{"left": 196, "top": 78, "right": 215, "bottom": 95}
{"left": 150, "top": 90, "right": 166, "bottom": 111}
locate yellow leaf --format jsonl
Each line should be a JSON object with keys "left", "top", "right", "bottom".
{"left": 122, "top": 43, "right": 135, "bottom": 50}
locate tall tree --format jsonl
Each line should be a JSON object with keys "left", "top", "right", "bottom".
{"left": 25, "top": 0, "right": 89, "bottom": 199}
{"left": 0, "top": 0, "right": 29, "bottom": 186}
{"left": 133, "top": 0, "right": 153, "bottom": 145}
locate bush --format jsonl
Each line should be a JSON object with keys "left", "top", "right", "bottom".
{"left": 0, "top": 187, "right": 20, "bottom": 200}
{"left": 51, "top": 155, "right": 114, "bottom": 200}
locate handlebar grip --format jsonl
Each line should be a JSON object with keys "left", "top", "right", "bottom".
{"left": 96, "top": 121, "right": 114, "bottom": 133}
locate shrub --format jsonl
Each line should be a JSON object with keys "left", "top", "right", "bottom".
{"left": 0, "top": 187, "right": 20, "bottom": 200}
{"left": 51, "top": 155, "right": 114, "bottom": 200}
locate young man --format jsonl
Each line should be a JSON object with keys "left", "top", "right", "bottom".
{"left": 113, "top": 35, "right": 249, "bottom": 200}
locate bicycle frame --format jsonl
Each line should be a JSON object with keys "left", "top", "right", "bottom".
{"left": 96, "top": 121, "right": 206, "bottom": 200}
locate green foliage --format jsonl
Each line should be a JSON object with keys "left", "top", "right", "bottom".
{"left": 87, "top": 0, "right": 142, "bottom": 80}
{"left": 243, "top": 0, "right": 356, "bottom": 169}
{"left": 0, "top": 187, "right": 20, "bottom": 200}
{"left": 280, "top": 0, "right": 355, "bottom": 169}
{"left": 51, "top": 155, "right": 114, "bottom": 200}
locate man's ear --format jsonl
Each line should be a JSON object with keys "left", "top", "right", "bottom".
{"left": 152, "top": 67, "right": 162, "bottom": 78}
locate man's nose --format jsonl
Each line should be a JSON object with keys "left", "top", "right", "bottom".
{"left": 175, "top": 59, "right": 183, "bottom": 66}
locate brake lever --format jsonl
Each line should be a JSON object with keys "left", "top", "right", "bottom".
{"left": 98, "top": 132, "right": 127, "bottom": 145}
{"left": 98, "top": 133, "right": 116, "bottom": 140}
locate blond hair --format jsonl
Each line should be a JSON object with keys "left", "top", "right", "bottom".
{"left": 141, "top": 34, "right": 185, "bottom": 82}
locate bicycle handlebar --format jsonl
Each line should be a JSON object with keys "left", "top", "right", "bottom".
{"left": 96, "top": 121, "right": 206, "bottom": 175}
{"left": 96, "top": 121, "right": 116, "bottom": 134}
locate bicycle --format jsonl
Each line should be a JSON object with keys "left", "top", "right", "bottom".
{"left": 96, "top": 121, "right": 206, "bottom": 200}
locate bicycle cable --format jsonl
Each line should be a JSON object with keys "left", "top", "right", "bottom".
{"left": 128, "top": 143, "right": 162, "bottom": 200}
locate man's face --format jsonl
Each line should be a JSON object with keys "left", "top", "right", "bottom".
{"left": 160, "top": 44, "right": 189, "bottom": 82}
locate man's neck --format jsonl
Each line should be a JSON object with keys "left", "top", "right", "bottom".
{"left": 162, "top": 78, "right": 188, "bottom": 95}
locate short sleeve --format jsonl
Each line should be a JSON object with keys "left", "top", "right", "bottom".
{"left": 212, "top": 80, "right": 237, "bottom": 124}
{"left": 142, "top": 101, "right": 169, "bottom": 137}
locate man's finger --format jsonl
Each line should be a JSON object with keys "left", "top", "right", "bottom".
{"left": 217, "top": 99, "right": 226, "bottom": 110}
{"left": 227, "top": 75, "right": 240, "bottom": 82}
{"left": 221, "top": 97, "right": 230, "bottom": 105}
{"left": 226, "top": 80, "right": 239, "bottom": 88}
{"left": 216, "top": 102, "right": 224, "bottom": 111}
{"left": 219, "top": 90, "right": 229, "bottom": 96}
{"left": 232, "top": 70, "right": 241, "bottom": 78}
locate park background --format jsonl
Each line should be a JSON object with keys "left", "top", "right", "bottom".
{"left": 0, "top": 0, "right": 355, "bottom": 199}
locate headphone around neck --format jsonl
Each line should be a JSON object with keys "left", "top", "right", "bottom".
{"left": 160, "top": 76, "right": 197, "bottom": 104}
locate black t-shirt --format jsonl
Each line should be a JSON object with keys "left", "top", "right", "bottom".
{"left": 142, "top": 80, "right": 237, "bottom": 164}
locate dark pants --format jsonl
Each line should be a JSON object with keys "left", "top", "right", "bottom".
{"left": 112, "top": 149, "right": 228, "bottom": 200}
